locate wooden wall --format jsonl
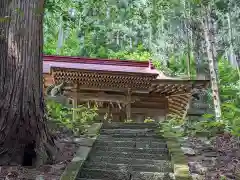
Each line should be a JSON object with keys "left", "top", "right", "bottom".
{"left": 43, "top": 74, "right": 168, "bottom": 122}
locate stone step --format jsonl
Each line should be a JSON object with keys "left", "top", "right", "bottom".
{"left": 97, "top": 135, "right": 165, "bottom": 141}
{"left": 94, "top": 140, "right": 167, "bottom": 149}
{"left": 89, "top": 150, "right": 169, "bottom": 160}
{"left": 100, "top": 133, "right": 162, "bottom": 138}
{"left": 77, "top": 168, "right": 175, "bottom": 180}
{"left": 102, "top": 123, "right": 158, "bottom": 129}
{"left": 77, "top": 179, "right": 103, "bottom": 180}
{"left": 83, "top": 161, "right": 173, "bottom": 173}
{"left": 100, "top": 128, "right": 156, "bottom": 135}
{"left": 91, "top": 146, "right": 169, "bottom": 154}
{"left": 187, "top": 108, "right": 208, "bottom": 115}
{"left": 191, "top": 102, "right": 209, "bottom": 109}
{"left": 87, "top": 155, "right": 170, "bottom": 164}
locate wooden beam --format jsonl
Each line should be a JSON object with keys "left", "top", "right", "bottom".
{"left": 79, "top": 85, "right": 149, "bottom": 92}
{"left": 97, "top": 108, "right": 165, "bottom": 114}
{"left": 132, "top": 102, "right": 166, "bottom": 109}
{"left": 151, "top": 79, "right": 210, "bottom": 85}
{"left": 63, "top": 91, "right": 140, "bottom": 103}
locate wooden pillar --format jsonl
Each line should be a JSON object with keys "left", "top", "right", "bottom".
{"left": 72, "top": 84, "right": 79, "bottom": 121}
{"left": 72, "top": 96, "right": 78, "bottom": 121}
{"left": 126, "top": 88, "right": 132, "bottom": 121}
{"left": 106, "top": 103, "right": 113, "bottom": 122}
{"left": 126, "top": 104, "right": 131, "bottom": 120}
{"left": 164, "top": 96, "right": 169, "bottom": 121}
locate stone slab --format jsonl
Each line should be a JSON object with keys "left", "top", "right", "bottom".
{"left": 84, "top": 161, "right": 173, "bottom": 173}
{"left": 91, "top": 146, "right": 169, "bottom": 154}
{"left": 85, "top": 123, "right": 102, "bottom": 136}
{"left": 163, "top": 131, "right": 192, "bottom": 180}
{"left": 78, "top": 168, "right": 175, "bottom": 180}
{"left": 60, "top": 123, "right": 102, "bottom": 180}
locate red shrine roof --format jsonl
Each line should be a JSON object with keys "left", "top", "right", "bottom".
{"left": 43, "top": 55, "right": 160, "bottom": 75}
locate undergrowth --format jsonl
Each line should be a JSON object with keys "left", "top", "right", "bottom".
{"left": 46, "top": 99, "right": 98, "bottom": 135}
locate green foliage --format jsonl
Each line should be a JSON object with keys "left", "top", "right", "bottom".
{"left": 124, "top": 119, "right": 133, "bottom": 123}
{"left": 46, "top": 100, "right": 98, "bottom": 135}
{"left": 144, "top": 117, "right": 155, "bottom": 123}
{"left": 162, "top": 116, "right": 226, "bottom": 138}
{"left": 160, "top": 115, "right": 185, "bottom": 137}
{"left": 216, "top": 57, "right": 240, "bottom": 136}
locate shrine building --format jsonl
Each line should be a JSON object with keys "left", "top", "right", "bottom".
{"left": 43, "top": 55, "right": 209, "bottom": 122}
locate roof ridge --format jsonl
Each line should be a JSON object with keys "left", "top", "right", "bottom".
{"left": 43, "top": 55, "right": 153, "bottom": 68}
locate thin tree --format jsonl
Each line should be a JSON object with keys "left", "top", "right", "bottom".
{"left": 0, "top": 0, "right": 57, "bottom": 166}
{"left": 202, "top": 4, "right": 222, "bottom": 121}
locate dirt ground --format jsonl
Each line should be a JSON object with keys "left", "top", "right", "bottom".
{"left": 0, "top": 130, "right": 80, "bottom": 180}
{"left": 181, "top": 133, "right": 240, "bottom": 180}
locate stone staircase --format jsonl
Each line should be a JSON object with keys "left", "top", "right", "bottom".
{"left": 76, "top": 122, "right": 175, "bottom": 180}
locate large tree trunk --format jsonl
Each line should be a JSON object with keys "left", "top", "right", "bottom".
{"left": 0, "top": 0, "right": 57, "bottom": 166}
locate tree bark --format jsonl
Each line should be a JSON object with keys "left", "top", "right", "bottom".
{"left": 202, "top": 5, "right": 222, "bottom": 121}
{"left": 0, "top": 0, "right": 57, "bottom": 166}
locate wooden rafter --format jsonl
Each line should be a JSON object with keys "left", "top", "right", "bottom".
{"left": 52, "top": 69, "right": 156, "bottom": 91}
{"left": 167, "top": 93, "right": 191, "bottom": 118}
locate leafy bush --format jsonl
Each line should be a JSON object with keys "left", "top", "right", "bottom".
{"left": 144, "top": 117, "right": 155, "bottom": 123}
{"left": 46, "top": 100, "right": 98, "bottom": 135}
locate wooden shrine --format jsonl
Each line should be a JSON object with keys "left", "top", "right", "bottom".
{"left": 43, "top": 55, "right": 209, "bottom": 122}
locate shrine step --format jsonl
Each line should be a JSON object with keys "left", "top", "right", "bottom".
{"left": 83, "top": 161, "right": 173, "bottom": 172}
{"left": 102, "top": 122, "right": 158, "bottom": 129}
{"left": 91, "top": 146, "right": 169, "bottom": 154}
{"left": 100, "top": 128, "right": 156, "bottom": 135}
{"left": 100, "top": 133, "right": 162, "bottom": 138}
{"left": 77, "top": 169, "right": 175, "bottom": 180}
{"left": 78, "top": 179, "right": 103, "bottom": 180}
{"left": 87, "top": 154, "right": 170, "bottom": 163}
{"left": 94, "top": 140, "right": 167, "bottom": 149}
{"left": 97, "top": 134, "right": 165, "bottom": 141}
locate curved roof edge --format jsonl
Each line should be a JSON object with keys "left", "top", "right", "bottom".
{"left": 43, "top": 55, "right": 209, "bottom": 82}
{"left": 43, "top": 55, "right": 154, "bottom": 68}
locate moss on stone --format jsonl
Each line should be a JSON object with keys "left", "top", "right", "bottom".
{"left": 60, "top": 123, "right": 102, "bottom": 180}
{"left": 162, "top": 128, "right": 192, "bottom": 180}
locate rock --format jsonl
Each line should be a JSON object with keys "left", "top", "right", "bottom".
{"left": 224, "top": 172, "right": 236, "bottom": 179}
{"left": 52, "top": 163, "right": 66, "bottom": 171}
{"left": 201, "top": 147, "right": 215, "bottom": 152}
{"left": 35, "top": 175, "right": 45, "bottom": 180}
{"left": 191, "top": 173, "right": 204, "bottom": 180}
{"left": 198, "top": 137, "right": 212, "bottom": 145}
{"left": 204, "top": 152, "right": 218, "bottom": 157}
{"left": 202, "top": 157, "right": 217, "bottom": 167}
{"left": 198, "top": 137, "right": 208, "bottom": 142}
{"left": 188, "top": 162, "right": 208, "bottom": 175}
{"left": 181, "top": 147, "right": 196, "bottom": 156}
{"left": 5, "top": 171, "right": 19, "bottom": 180}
